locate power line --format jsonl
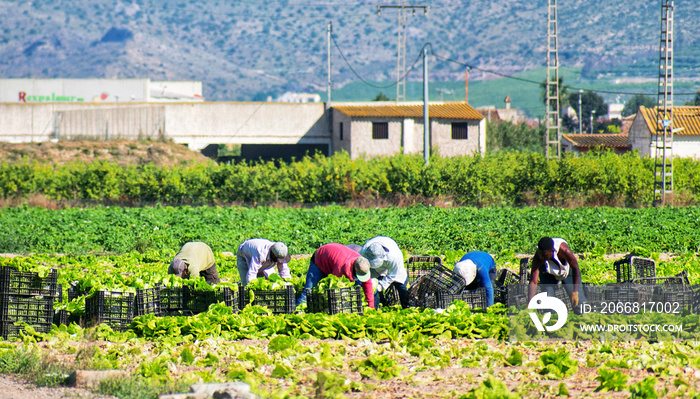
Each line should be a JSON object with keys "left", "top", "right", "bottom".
{"left": 330, "top": 35, "right": 700, "bottom": 98}
{"left": 330, "top": 34, "right": 425, "bottom": 90}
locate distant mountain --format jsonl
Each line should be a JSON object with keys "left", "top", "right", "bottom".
{"left": 0, "top": 0, "right": 698, "bottom": 107}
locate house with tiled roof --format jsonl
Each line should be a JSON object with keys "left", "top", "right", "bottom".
{"left": 331, "top": 102, "right": 485, "bottom": 159}
{"left": 561, "top": 133, "right": 631, "bottom": 154}
{"left": 629, "top": 106, "right": 700, "bottom": 157}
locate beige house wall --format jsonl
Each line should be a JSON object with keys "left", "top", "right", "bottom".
{"left": 331, "top": 112, "right": 352, "bottom": 155}
{"left": 346, "top": 118, "right": 402, "bottom": 158}
{"left": 330, "top": 110, "right": 485, "bottom": 158}
{"left": 430, "top": 119, "right": 481, "bottom": 157}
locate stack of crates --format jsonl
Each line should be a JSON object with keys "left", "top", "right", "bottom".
{"left": 307, "top": 286, "right": 364, "bottom": 315}
{"left": 184, "top": 285, "right": 238, "bottom": 315}
{"left": 0, "top": 266, "right": 60, "bottom": 339}
{"left": 240, "top": 285, "right": 295, "bottom": 314}
{"left": 408, "top": 263, "right": 465, "bottom": 308}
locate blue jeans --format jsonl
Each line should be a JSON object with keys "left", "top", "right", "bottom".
{"left": 296, "top": 261, "right": 327, "bottom": 306}
{"left": 375, "top": 276, "right": 410, "bottom": 309}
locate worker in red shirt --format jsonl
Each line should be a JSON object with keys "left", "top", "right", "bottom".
{"left": 295, "top": 243, "right": 374, "bottom": 308}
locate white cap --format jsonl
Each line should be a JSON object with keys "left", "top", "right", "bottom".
{"left": 454, "top": 259, "right": 477, "bottom": 285}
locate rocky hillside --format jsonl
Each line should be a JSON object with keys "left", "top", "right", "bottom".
{"left": 0, "top": 0, "right": 699, "bottom": 102}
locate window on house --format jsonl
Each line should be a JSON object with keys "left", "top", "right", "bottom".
{"left": 339, "top": 122, "right": 344, "bottom": 141}
{"left": 451, "top": 122, "right": 468, "bottom": 140}
{"left": 372, "top": 122, "right": 389, "bottom": 139}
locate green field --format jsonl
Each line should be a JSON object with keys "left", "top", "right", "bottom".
{"left": 1, "top": 205, "right": 700, "bottom": 398}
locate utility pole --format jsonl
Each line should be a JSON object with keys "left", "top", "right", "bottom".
{"left": 423, "top": 47, "right": 429, "bottom": 165}
{"left": 327, "top": 21, "right": 333, "bottom": 156}
{"left": 377, "top": 2, "right": 428, "bottom": 102}
{"left": 578, "top": 90, "right": 583, "bottom": 134}
{"left": 545, "top": 0, "right": 560, "bottom": 158}
{"left": 327, "top": 21, "right": 332, "bottom": 108}
{"left": 653, "top": 0, "right": 674, "bottom": 206}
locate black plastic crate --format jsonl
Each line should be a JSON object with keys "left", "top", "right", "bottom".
{"left": 184, "top": 286, "right": 237, "bottom": 315}
{"left": 615, "top": 256, "right": 656, "bottom": 283}
{"left": 0, "top": 293, "right": 54, "bottom": 339}
{"left": 408, "top": 263, "right": 465, "bottom": 299}
{"left": 406, "top": 256, "right": 442, "bottom": 284}
{"left": 240, "top": 285, "right": 294, "bottom": 314}
{"left": 518, "top": 258, "right": 531, "bottom": 284}
{"left": 85, "top": 290, "right": 135, "bottom": 331}
{"left": 135, "top": 288, "right": 162, "bottom": 317}
{"left": 661, "top": 290, "right": 693, "bottom": 311}
{"left": 494, "top": 286, "right": 507, "bottom": 305}
{"left": 436, "top": 287, "right": 488, "bottom": 310}
{"left": 1, "top": 320, "right": 53, "bottom": 339}
{"left": 307, "top": 286, "right": 364, "bottom": 315}
{"left": 0, "top": 267, "right": 60, "bottom": 298}
{"left": 583, "top": 283, "right": 603, "bottom": 302}
{"left": 632, "top": 270, "right": 689, "bottom": 287}
{"left": 692, "top": 286, "right": 700, "bottom": 314}
{"left": 379, "top": 284, "right": 401, "bottom": 307}
{"left": 160, "top": 286, "right": 184, "bottom": 312}
{"left": 67, "top": 284, "right": 93, "bottom": 301}
{"left": 506, "top": 284, "right": 529, "bottom": 308}
{"left": 496, "top": 269, "right": 520, "bottom": 287}
{"left": 54, "top": 309, "right": 68, "bottom": 326}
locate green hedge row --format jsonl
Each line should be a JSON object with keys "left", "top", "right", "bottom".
{"left": 1, "top": 151, "right": 699, "bottom": 206}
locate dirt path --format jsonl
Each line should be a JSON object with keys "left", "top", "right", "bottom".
{"left": 0, "top": 375, "right": 116, "bottom": 399}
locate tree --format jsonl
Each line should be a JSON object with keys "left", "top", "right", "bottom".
{"left": 486, "top": 120, "right": 545, "bottom": 154}
{"left": 568, "top": 91, "right": 608, "bottom": 133}
{"left": 622, "top": 94, "right": 655, "bottom": 117}
{"left": 373, "top": 92, "right": 391, "bottom": 101}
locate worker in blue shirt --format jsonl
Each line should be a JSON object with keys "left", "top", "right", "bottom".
{"left": 454, "top": 251, "right": 497, "bottom": 307}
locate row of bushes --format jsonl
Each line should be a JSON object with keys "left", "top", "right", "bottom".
{"left": 1, "top": 151, "right": 699, "bottom": 206}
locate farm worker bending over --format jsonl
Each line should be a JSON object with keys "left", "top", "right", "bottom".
{"left": 295, "top": 243, "right": 374, "bottom": 308}
{"left": 236, "top": 238, "right": 292, "bottom": 286}
{"left": 168, "top": 241, "right": 221, "bottom": 284}
{"left": 528, "top": 237, "right": 586, "bottom": 313}
{"left": 361, "top": 236, "right": 410, "bottom": 308}
{"left": 454, "top": 251, "right": 497, "bottom": 307}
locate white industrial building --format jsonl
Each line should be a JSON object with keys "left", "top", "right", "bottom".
{"left": 0, "top": 78, "right": 203, "bottom": 103}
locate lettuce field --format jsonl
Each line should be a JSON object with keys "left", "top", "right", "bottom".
{"left": 1, "top": 204, "right": 700, "bottom": 398}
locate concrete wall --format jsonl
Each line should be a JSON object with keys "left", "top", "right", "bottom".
{"left": 0, "top": 102, "right": 330, "bottom": 151}
{"left": 628, "top": 113, "right": 652, "bottom": 157}
{"left": 165, "top": 102, "right": 329, "bottom": 151}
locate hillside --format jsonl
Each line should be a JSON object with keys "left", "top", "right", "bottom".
{"left": 0, "top": 0, "right": 699, "bottom": 110}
